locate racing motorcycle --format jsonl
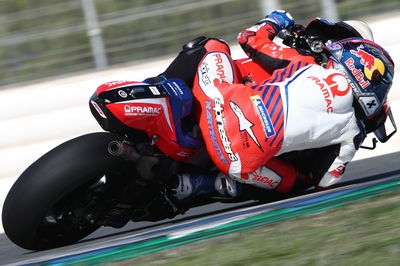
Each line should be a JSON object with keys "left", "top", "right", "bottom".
{"left": 1, "top": 20, "right": 381, "bottom": 251}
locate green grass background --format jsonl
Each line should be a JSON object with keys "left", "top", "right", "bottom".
{"left": 113, "top": 191, "right": 400, "bottom": 266}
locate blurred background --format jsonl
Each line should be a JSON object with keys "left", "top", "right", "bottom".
{"left": 0, "top": 0, "right": 399, "bottom": 87}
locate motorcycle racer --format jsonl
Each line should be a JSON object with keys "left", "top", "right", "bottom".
{"left": 158, "top": 11, "right": 395, "bottom": 203}
{"left": 229, "top": 10, "right": 393, "bottom": 186}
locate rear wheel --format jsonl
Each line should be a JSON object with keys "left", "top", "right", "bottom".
{"left": 2, "top": 132, "right": 130, "bottom": 250}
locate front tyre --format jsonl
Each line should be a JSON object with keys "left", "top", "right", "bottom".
{"left": 2, "top": 132, "right": 128, "bottom": 250}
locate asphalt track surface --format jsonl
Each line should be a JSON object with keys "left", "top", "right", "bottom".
{"left": 1, "top": 151, "right": 399, "bottom": 265}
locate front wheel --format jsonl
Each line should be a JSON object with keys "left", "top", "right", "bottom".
{"left": 2, "top": 132, "right": 129, "bottom": 250}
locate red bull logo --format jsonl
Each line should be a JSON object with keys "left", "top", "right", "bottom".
{"left": 350, "top": 44, "right": 385, "bottom": 80}
{"left": 344, "top": 58, "right": 370, "bottom": 89}
{"left": 350, "top": 45, "right": 375, "bottom": 71}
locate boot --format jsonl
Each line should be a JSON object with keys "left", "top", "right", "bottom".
{"left": 170, "top": 172, "right": 243, "bottom": 203}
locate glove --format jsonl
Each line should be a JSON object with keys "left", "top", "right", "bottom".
{"left": 262, "top": 10, "right": 294, "bottom": 31}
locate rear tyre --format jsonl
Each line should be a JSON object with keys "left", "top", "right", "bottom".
{"left": 2, "top": 132, "right": 128, "bottom": 250}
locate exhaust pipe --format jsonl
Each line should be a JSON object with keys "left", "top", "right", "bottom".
{"left": 108, "top": 140, "right": 141, "bottom": 162}
{"left": 108, "top": 140, "right": 160, "bottom": 180}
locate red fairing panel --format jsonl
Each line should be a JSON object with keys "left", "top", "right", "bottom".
{"left": 96, "top": 81, "right": 199, "bottom": 162}
{"left": 107, "top": 98, "right": 175, "bottom": 138}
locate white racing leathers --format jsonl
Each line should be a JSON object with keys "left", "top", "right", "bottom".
{"left": 276, "top": 64, "right": 362, "bottom": 188}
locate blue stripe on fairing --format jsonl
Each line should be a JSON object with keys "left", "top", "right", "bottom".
{"left": 269, "top": 94, "right": 281, "bottom": 118}
{"left": 295, "top": 61, "right": 302, "bottom": 71}
{"left": 277, "top": 67, "right": 287, "bottom": 82}
{"left": 271, "top": 106, "right": 283, "bottom": 129}
{"left": 270, "top": 121, "right": 284, "bottom": 146}
{"left": 261, "top": 85, "right": 272, "bottom": 98}
{"left": 264, "top": 85, "right": 278, "bottom": 106}
{"left": 269, "top": 70, "right": 281, "bottom": 84}
{"left": 277, "top": 138, "right": 283, "bottom": 147}
{"left": 288, "top": 63, "right": 295, "bottom": 77}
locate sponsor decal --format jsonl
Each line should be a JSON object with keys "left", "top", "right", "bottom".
{"left": 250, "top": 95, "right": 275, "bottom": 138}
{"left": 326, "top": 42, "right": 342, "bottom": 51}
{"left": 229, "top": 101, "right": 262, "bottom": 151}
{"left": 124, "top": 104, "right": 161, "bottom": 116}
{"left": 91, "top": 100, "right": 107, "bottom": 119}
{"left": 165, "top": 81, "right": 184, "bottom": 96}
{"left": 118, "top": 90, "right": 128, "bottom": 98}
{"left": 197, "top": 52, "right": 233, "bottom": 101}
{"left": 350, "top": 45, "right": 375, "bottom": 71}
{"left": 308, "top": 73, "right": 350, "bottom": 114}
{"left": 121, "top": 98, "right": 173, "bottom": 131}
{"left": 324, "top": 73, "right": 350, "bottom": 97}
{"left": 307, "top": 76, "right": 333, "bottom": 114}
{"left": 199, "top": 62, "right": 211, "bottom": 86}
{"left": 240, "top": 131, "right": 250, "bottom": 149}
{"left": 105, "top": 80, "right": 130, "bottom": 87}
{"left": 213, "top": 98, "right": 238, "bottom": 162}
{"left": 359, "top": 95, "right": 380, "bottom": 116}
{"left": 149, "top": 86, "right": 160, "bottom": 95}
{"left": 249, "top": 169, "right": 281, "bottom": 189}
{"left": 350, "top": 44, "right": 386, "bottom": 80}
{"left": 337, "top": 68, "right": 361, "bottom": 94}
{"left": 329, "top": 162, "right": 348, "bottom": 178}
{"left": 344, "top": 58, "right": 370, "bottom": 89}
{"left": 205, "top": 101, "right": 228, "bottom": 164}
{"left": 308, "top": 76, "right": 333, "bottom": 113}
{"left": 213, "top": 53, "right": 227, "bottom": 80}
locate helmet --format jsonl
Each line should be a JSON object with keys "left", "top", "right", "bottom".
{"left": 325, "top": 38, "right": 396, "bottom": 141}
{"left": 343, "top": 20, "right": 374, "bottom": 41}
{"left": 305, "top": 18, "right": 374, "bottom": 43}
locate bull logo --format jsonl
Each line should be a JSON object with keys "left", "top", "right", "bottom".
{"left": 350, "top": 45, "right": 385, "bottom": 80}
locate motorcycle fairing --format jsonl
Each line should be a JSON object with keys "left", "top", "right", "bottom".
{"left": 90, "top": 79, "right": 203, "bottom": 162}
